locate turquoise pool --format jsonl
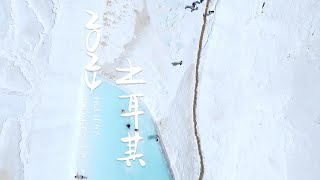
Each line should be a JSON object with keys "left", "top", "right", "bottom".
{"left": 77, "top": 78, "right": 172, "bottom": 180}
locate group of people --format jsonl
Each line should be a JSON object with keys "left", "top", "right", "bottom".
{"left": 126, "top": 123, "right": 159, "bottom": 141}
{"left": 185, "top": 0, "right": 204, "bottom": 12}
{"left": 171, "top": 1, "right": 217, "bottom": 67}
{"left": 75, "top": 3, "right": 216, "bottom": 179}
{"left": 185, "top": 0, "right": 215, "bottom": 16}
{"left": 123, "top": 110, "right": 159, "bottom": 141}
{"left": 74, "top": 109, "right": 160, "bottom": 179}
{"left": 126, "top": 123, "right": 138, "bottom": 132}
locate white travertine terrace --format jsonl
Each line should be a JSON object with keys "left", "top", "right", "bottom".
{"left": 1, "top": 0, "right": 320, "bottom": 180}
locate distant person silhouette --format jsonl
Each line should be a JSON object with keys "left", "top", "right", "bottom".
{"left": 147, "top": 135, "right": 160, "bottom": 141}
{"left": 185, "top": 5, "right": 198, "bottom": 12}
{"left": 191, "top": 7, "right": 199, "bottom": 12}
{"left": 261, "top": 2, "right": 266, "bottom": 13}
{"left": 127, "top": 124, "right": 131, "bottom": 129}
{"left": 75, "top": 174, "right": 87, "bottom": 179}
{"left": 205, "top": 10, "right": 214, "bottom": 16}
{"left": 172, "top": 61, "right": 183, "bottom": 66}
{"left": 185, "top": 5, "right": 195, "bottom": 10}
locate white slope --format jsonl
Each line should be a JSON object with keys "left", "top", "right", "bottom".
{"left": 0, "top": 0, "right": 104, "bottom": 179}
{"left": 1, "top": 0, "right": 320, "bottom": 180}
{"left": 99, "top": 0, "right": 206, "bottom": 179}
{"left": 198, "top": 0, "right": 320, "bottom": 179}
{"left": 0, "top": 0, "right": 56, "bottom": 179}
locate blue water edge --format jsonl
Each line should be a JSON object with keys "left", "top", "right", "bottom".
{"left": 77, "top": 77, "right": 172, "bottom": 180}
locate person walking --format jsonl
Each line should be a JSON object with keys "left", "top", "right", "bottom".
{"left": 185, "top": 5, "right": 195, "bottom": 10}
{"left": 205, "top": 10, "right": 214, "bottom": 16}
{"left": 191, "top": 7, "right": 199, "bottom": 12}
{"left": 171, "top": 61, "right": 183, "bottom": 66}
{"left": 75, "top": 174, "right": 88, "bottom": 179}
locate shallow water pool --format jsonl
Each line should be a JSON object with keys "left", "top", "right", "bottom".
{"left": 77, "top": 79, "right": 172, "bottom": 180}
